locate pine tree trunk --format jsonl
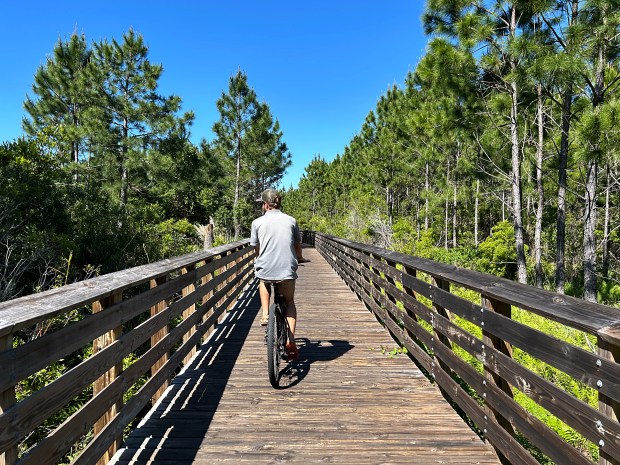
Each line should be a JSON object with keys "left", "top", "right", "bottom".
{"left": 445, "top": 159, "right": 450, "bottom": 250}
{"left": 509, "top": 6, "right": 527, "bottom": 285}
{"left": 602, "top": 164, "right": 610, "bottom": 279}
{"left": 453, "top": 181, "right": 457, "bottom": 248}
{"left": 474, "top": 180, "right": 479, "bottom": 247}
{"left": 555, "top": 89, "right": 570, "bottom": 294}
{"left": 555, "top": 0, "right": 578, "bottom": 294}
{"left": 118, "top": 119, "right": 129, "bottom": 229}
{"left": 583, "top": 159, "right": 598, "bottom": 302}
{"left": 425, "top": 161, "right": 429, "bottom": 231}
{"left": 583, "top": 37, "right": 606, "bottom": 302}
{"left": 233, "top": 135, "right": 242, "bottom": 240}
{"left": 535, "top": 84, "right": 545, "bottom": 289}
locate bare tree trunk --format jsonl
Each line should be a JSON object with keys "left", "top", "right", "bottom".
{"left": 425, "top": 161, "right": 430, "bottom": 231}
{"left": 602, "top": 164, "right": 610, "bottom": 279}
{"left": 118, "top": 119, "right": 129, "bottom": 229}
{"left": 584, "top": 159, "right": 598, "bottom": 302}
{"left": 509, "top": 6, "right": 527, "bottom": 285}
{"left": 583, "top": 36, "right": 606, "bottom": 302}
{"left": 535, "top": 83, "right": 545, "bottom": 288}
{"left": 233, "top": 136, "right": 242, "bottom": 240}
{"left": 445, "top": 158, "right": 450, "bottom": 250}
{"left": 555, "top": 0, "right": 579, "bottom": 295}
{"left": 474, "top": 180, "right": 480, "bottom": 247}
{"left": 453, "top": 181, "right": 457, "bottom": 248}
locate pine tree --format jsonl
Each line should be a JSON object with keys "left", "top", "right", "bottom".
{"left": 23, "top": 33, "right": 91, "bottom": 164}
{"left": 213, "top": 70, "right": 261, "bottom": 239}
{"left": 87, "top": 28, "right": 191, "bottom": 226}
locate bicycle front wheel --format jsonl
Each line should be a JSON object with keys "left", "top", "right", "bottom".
{"left": 267, "top": 303, "right": 281, "bottom": 388}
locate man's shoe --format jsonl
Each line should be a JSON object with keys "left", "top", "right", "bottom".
{"left": 286, "top": 342, "right": 299, "bottom": 361}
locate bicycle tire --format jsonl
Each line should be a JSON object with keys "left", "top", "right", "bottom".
{"left": 267, "top": 303, "right": 281, "bottom": 387}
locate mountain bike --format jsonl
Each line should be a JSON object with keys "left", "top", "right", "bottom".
{"left": 265, "top": 281, "right": 290, "bottom": 388}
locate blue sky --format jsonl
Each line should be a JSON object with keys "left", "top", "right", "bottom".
{"left": 1, "top": 1, "right": 428, "bottom": 188}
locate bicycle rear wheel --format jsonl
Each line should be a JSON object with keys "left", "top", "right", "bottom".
{"left": 267, "top": 303, "right": 281, "bottom": 387}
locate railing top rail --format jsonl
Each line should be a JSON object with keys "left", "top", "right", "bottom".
{"left": 317, "top": 233, "right": 620, "bottom": 345}
{"left": 0, "top": 239, "right": 251, "bottom": 338}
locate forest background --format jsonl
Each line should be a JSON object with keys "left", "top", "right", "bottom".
{"left": 2, "top": 0, "right": 620, "bottom": 308}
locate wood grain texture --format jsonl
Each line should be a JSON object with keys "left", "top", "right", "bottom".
{"left": 318, "top": 234, "right": 620, "bottom": 345}
{"left": 0, "top": 241, "right": 252, "bottom": 337}
{"left": 111, "top": 247, "right": 500, "bottom": 465}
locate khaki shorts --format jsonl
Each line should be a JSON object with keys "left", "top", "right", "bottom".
{"left": 260, "top": 279, "right": 296, "bottom": 305}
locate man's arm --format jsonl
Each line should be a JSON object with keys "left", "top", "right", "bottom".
{"left": 295, "top": 241, "right": 309, "bottom": 263}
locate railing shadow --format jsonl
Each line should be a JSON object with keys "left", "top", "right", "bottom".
{"left": 112, "top": 280, "right": 260, "bottom": 465}
{"left": 278, "top": 338, "right": 354, "bottom": 389}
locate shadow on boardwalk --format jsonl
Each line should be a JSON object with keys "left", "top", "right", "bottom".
{"left": 279, "top": 338, "right": 354, "bottom": 388}
{"left": 113, "top": 279, "right": 353, "bottom": 465}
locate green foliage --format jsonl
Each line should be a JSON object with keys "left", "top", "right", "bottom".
{"left": 142, "top": 218, "right": 200, "bottom": 261}
{"left": 476, "top": 221, "right": 518, "bottom": 279}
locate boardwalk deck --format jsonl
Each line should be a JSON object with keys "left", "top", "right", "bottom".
{"left": 112, "top": 247, "right": 500, "bottom": 465}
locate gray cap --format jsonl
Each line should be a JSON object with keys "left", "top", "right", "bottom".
{"left": 256, "top": 188, "right": 281, "bottom": 205}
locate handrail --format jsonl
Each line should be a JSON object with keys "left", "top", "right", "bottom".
{"left": 0, "top": 240, "right": 255, "bottom": 465}
{"left": 308, "top": 232, "right": 620, "bottom": 465}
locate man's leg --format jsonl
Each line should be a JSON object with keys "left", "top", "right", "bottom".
{"left": 258, "top": 280, "right": 271, "bottom": 324}
{"left": 279, "top": 280, "right": 297, "bottom": 343}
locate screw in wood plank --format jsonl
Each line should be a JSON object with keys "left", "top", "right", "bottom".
{"left": 597, "top": 380, "right": 603, "bottom": 388}
{"left": 596, "top": 359, "right": 602, "bottom": 367}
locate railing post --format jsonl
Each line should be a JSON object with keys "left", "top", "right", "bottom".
{"left": 598, "top": 337, "right": 620, "bottom": 465}
{"left": 226, "top": 250, "right": 236, "bottom": 310}
{"left": 0, "top": 334, "right": 17, "bottom": 465}
{"left": 182, "top": 265, "right": 197, "bottom": 366}
{"left": 402, "top": 265, "right": 422, "bottom": 347}
{"left": 431, "top": 276, "right": 453, "bottom": 376}
{"left": 481, "top": 295, "right": 515, "bottom": 465}
{"left": 93, "top": 291, "right": 123, "bottom": 465}
{"left": 150, "top": 275, "right": 169, "bottom": 403}
{"left": 201, "top": 261, "right": 215, "bottom": 339}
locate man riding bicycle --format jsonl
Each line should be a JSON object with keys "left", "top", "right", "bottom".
{"left": 250, "top": 188, "right": 307, "bottom": 361}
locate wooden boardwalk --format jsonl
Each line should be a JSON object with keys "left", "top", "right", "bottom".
{"left": 112, "top": 247, "right": 500, "bottom": 465}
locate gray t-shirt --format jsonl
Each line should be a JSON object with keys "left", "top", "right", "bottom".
{"left": 250, "top": 209, "right": 301, "bottom": 280}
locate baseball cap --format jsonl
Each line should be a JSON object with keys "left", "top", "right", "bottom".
{"left": 256, "top": 188, "right": 281, "bottom": 205}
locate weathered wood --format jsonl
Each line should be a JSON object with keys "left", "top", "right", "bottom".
{"left": 151, "top": 276, "right": 169, "bottom": 403}
{"left": 93, "top": 292, "right": 123, "bottom": 465}
{"left": 182, "top": 265, "right": 197, "bottom": 366}
{"left": 0, "top": 242, "right": 254, "bottom": 464}
{"left": 312, "top": 233, "right": 620, "bottom": 464}
{"left": 0, "top": 241, "right": 251, "bottom": 337}
{"left": 482, "top": 296, "right": 515, "bottom": 465}
{"left": 14, "top": 259, "right": 255, "bottom": 465}
{"left": 0, "top": 334, "right": 16, "bottom": 465}
{"left": 322, "top": 235, "right": 620, "bottom": 345}
{"left": 599, "top": 337, "right": 620, "bottom": 465}
{"left": 114, "top": 246, "right": 500, "bottom": 465}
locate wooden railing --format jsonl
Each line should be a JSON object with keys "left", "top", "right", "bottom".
{"left": 0, "top": 240, "right": 255, "bottom": 465}
{"left": 309, "top": 232, "right": 620, "bottom": 465}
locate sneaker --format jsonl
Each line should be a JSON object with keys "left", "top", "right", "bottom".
{"left": 286, "top": 342, "right": 299, "bottom": 361}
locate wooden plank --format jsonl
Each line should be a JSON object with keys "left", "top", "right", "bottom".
{"left": 0, "top": 334, "right": 17, "bottom": 465}
{"left": 0, "top": 241, "right": 252, "bottom": 337}
{"left": 112, "top": 247, "right": 500, "bottom": 465}
{"left": 151, "top": 275, "right": 170, "bottom": 403}
{"left": 17, "top": 270, "right": 255, "bottom": 465}
{"left": 320, "top": 234, "right": 620, "bottom": 344}
{"left": 399, "top": 271, "right": 620, "bottom": 403}
{"left": 598, "top": 337, "right": 620, "bottom": 465}
{"left": 93, "top": 292, "right": 124, "bottom": 465}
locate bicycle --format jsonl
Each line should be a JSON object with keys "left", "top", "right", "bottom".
{"left": 264, "top": 281, "right": 291, "bottom": 388}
